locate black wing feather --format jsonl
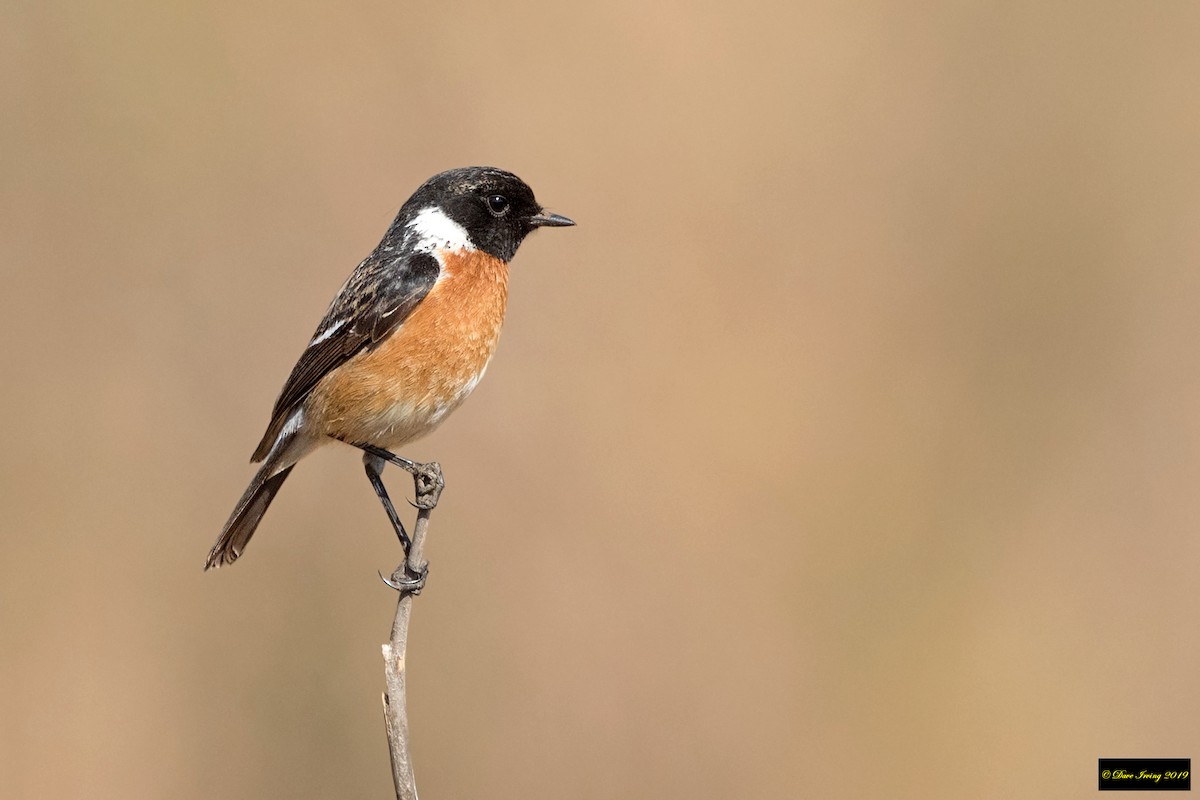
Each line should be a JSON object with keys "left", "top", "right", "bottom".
{"left": 250, "top": 250, "right": 441, "bottom": 462}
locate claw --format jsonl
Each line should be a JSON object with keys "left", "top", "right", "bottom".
{"left": 379, "top": 564, "right": 428, "bottom": 594}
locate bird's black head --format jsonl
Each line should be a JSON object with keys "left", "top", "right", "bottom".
{"left": 396, "top": 166, "right": 574, "bottom": 262}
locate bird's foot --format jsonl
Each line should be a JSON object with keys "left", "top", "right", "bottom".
{"left": 411, "top": 461, "right": 444, "bottom": 510}
{"left": 357, "top": 445, "right": 444, "bottom": 510}
{"left": 380, "top": 562, "right": 428, "bottom": 595}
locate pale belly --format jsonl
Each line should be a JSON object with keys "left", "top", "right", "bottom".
{"left": 324, "top": 359, "right": 491, "bottom": 449}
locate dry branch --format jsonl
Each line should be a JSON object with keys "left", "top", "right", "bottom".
{"left": 380, "top": 463, "right": 442, "bottom": 800}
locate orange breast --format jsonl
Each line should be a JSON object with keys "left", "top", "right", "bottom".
{"left": 310, "top": 248, "right": 510, "bottom": 448}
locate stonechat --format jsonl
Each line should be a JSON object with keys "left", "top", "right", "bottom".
{"left": 205, "top": 167, "right": 573, "bottom": 575}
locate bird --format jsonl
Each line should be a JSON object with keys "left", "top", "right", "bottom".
{"left": 204, "top": 166, "right": 574, "bottom": 578}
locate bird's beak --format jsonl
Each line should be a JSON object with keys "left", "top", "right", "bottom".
{"left": 528, "top": 211, "right": 575, "bottom": 228}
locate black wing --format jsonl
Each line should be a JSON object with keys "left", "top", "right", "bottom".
{"left": 250, "top": 250, "right": 440, "bottom": 462}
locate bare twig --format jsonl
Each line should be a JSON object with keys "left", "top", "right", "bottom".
{"left": 381, "top": 462, "right": 443, "bottom": 800}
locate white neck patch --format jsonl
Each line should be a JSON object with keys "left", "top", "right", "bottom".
{"left": 407, "top": 206, "right": 476, "bottom": 253}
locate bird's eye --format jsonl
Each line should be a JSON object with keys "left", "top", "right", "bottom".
{"left": 486, "top": 194, "right": 510, "bottom": 216}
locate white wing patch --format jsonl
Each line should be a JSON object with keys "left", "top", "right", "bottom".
{"left": 309, "top": 317, "right": 346, "bottom": 346}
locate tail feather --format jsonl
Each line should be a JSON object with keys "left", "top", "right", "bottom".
{"left": 205, "top": 464, "right": 295, "bottom": 570}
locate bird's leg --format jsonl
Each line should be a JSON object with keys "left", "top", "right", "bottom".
{"left": 358, "top": 445, "right": 445, "bottom": 593}
{"left": 362, "top": 452, "right": 427, "bottom": 593}
{"left": 362, "top": 453, "right": 413, "bottom": 553}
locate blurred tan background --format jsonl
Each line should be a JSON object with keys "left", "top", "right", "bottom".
{"left": 3, "top": 2, "right": 1199, "bottom": 798}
